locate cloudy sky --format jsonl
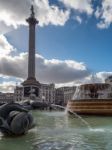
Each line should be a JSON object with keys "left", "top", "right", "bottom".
{"left": 0, "top": 0, "right": 112, "bottom": 92}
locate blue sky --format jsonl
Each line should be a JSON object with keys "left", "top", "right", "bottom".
{"left": 6, "top": 19, "right": 112, "bottom": 72}
{"left": 0, "top": 0, "right": 112, "bottom": 92}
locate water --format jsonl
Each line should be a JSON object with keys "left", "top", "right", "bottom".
{"left": 66, "top": 109, "right": 92, "bottom": 130}
{"left": 72, "top": 86, "right": 81, "bottom": 100}
{"left": 51, "top": 104, "right": 91, "bottom": 129}
{"left": 0, "top": 111, "right": 112, "bottom": 150}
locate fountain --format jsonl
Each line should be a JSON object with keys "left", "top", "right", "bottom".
{"left": 67, "top": 83, "right": 112, "bottom": 115}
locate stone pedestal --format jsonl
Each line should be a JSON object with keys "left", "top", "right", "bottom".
{"left": 22, "top": 78, "right": 40, "bottom": 100}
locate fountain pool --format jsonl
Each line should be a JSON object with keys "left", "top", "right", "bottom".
{"left": 0, "top": 111, "right": 112, "bottom": 150}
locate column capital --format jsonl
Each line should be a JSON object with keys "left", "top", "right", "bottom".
{"left": 26, "top": 5, "right": 39, "bottom": 25}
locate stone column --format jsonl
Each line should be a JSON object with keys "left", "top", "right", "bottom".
{"left": 26, "top": 5, "right": 39, "bottom": 80}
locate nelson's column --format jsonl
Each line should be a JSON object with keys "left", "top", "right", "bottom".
{"left": 22, "top": 5, "right": 40, "bottom": 100}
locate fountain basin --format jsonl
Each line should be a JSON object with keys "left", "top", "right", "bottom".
{"left": 67, "top": 99, "right": 112, "bottom": 115}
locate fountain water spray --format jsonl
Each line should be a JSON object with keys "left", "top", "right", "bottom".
{"left": 66, "top": 107, "right": 92, "bottom": 130}
{"left": 72, "top": 86, "right": 81, "bottom": 100}
{"left": 51, "top": 104, "right": 92, "bottom": 129}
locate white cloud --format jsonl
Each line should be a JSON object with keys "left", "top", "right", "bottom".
{"left": 2, "top": 0, "right": 112, "bottom": 30}
{"left": 77, "top": 72, "right": 112, "bottom": 84}
{"left": 97, "top": 21, "right": 109, "bottom": 29}
{"left": 37, "top": 55, "right": 90, "bottom": 83}
{"left": 0, "top": 53, "right": 28, "bottom": 79}
{"left": 75, "top": 16, "right": 82, "bottom": 24}
{"left": 95, "top": 0, "right": 112, "bottom": 29}
{"left": 0, "top": 0, "right": 70, "bottom": 29}
{"left": 0, "top": 22, "right": 13, "bottom": 34}
{"left": 0, "top": 81, "right": 16, "bottom": 93}
{"left": 35, "top": 0, "right": 70, "bottom": 26}
{"left": 0, "top": 52, "right": 90, "bottom": 84}
{"left": 56, "top": 72, "right": 112, "bottom": 88}
{"left": 0, "top": 34, "right": 15, "bottom": 55}
{"left": 59, "top": 0, "right": 93, "bottom": 15}
{"left": 96, "top": 72, "right": 112, "bottom": 82}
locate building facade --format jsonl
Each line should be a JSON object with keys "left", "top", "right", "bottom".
{"left": 14, "top": 86, "right": 24, "bottom": 102}
{"left": 55, "top": 87, "right": 64, "bottom": 105}
{"left": 63, "top": 86, "right": 76, "bottom": 104}
{"left": 55, "top": 86, "right": 76, "bottom": 106}
{"left": 0, "top": 92, "right": 14, "bottom": 103}
{"left": 40, "top": 83, "right": 55, "bottom": 104}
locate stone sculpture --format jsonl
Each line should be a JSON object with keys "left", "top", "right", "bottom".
{"left": 0, "top": 103, "right": 35, "bottom": 136}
